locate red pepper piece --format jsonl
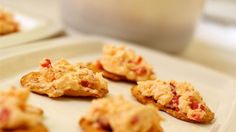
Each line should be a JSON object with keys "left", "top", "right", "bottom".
{"left": 41, "top": 59, "right": 52, "bottom": 68}
{"left": 191, "top": 101, "right": 199, "bottom": 110}
{"left": 0, "top": 108, "right": 10, "bottom": 122}
{"left": 189, "top": 96, "right": 199, "bottom": 110}
{"left": 81, "top": 80, "right": 89, "bottom": 87}
{"left": 130, "top": 116, "right": 139, "bottom": 125}
{"left": 131, "top": 66, "right": 147, "bottom": 75}
{"left": 136, "top": 56, "right": 143, "bottom": 64}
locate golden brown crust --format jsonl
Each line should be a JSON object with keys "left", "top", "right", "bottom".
{"left": 79, "top": 117, "right": 162, "bottom": 132}
{"left": 20, "top": 72, "right": 45, "bottom": 95}
{"left": 63, "top": 88, "right": 108, "bottom": 98}
{"left": 131, "top": 86, "right": 214, "bottom": 124}
{"left": 20, "top": 72, "right": 62, "bottom": 96}
{"left": 3, "top": 123, "right": 48, "bottom": 132}
{"left": 86, "top": 61, "right": 136, "bottom": 83}
{"left": 20, "top": 72, "right": 108, "bottom": 98}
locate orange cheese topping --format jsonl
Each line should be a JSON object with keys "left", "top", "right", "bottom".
{"left": 26, "top": 58, "right": 108, "bottom": 97}
{"left": 83, "top": 96, "right": 163, "bottom": 132}
{"left": 0, "top": 88, "right": 43, "bottom": 130}
{"left": 100, "top": 44, "right": 155, "bottom": 81}
{"left": 137, "top": 80, "right": 207, "bottom": 121}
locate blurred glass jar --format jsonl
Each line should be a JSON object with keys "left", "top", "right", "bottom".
{"left": 61, "top": 0, "right": 204, "bottom": 53}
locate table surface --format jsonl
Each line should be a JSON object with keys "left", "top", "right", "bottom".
{"left": 0, "top": 0, "right": 236, "bottom": 131}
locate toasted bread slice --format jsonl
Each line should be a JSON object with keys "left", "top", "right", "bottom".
{"left": 20, "top": 59, "right": 108, "bottom": 98}
{"left": 131, "top": 83, "right": 214, "bottom": 124}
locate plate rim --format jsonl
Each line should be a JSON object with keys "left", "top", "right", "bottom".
{"left": 0, "top": 3, "right": 63, "bottom": 49}
{"left": 0, "top": 36, "right": 235, "bottom": 132}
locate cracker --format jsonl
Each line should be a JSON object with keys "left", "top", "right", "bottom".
{"left": 131, "top": 86, "right": 214, "bottom": 124}
{"left": 21, "top": 72, "right": 108, "bottom": 98}
{"left": 10, "top": 123, "right": 48, "bottom": 132}
{"left": 87, "top": 61, "right": 137, "bottom": 83}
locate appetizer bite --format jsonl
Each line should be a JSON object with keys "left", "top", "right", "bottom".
{"left": 79, "top": 96, "right": 163, "bottom": 132}
{"left": 0, "top": 87, "right": 47, "bottom": 132}
{"left": 131, "top": 80, "right": 214, "bottom": 123}
{"left": 0, "top": 9, "right": 19, "bottom": 35}
{"left": 88, "top": 44, "right": 155, "bottom": 82}
{"left": 21, "top": 58, "right": 108, "bottom": 98}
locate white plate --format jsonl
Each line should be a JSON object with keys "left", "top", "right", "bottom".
{"left": 0, "top": 37, "right": 235, "bottom": 132}
{"left": 0, "top": 5, "right": 62, "bottom": 49}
